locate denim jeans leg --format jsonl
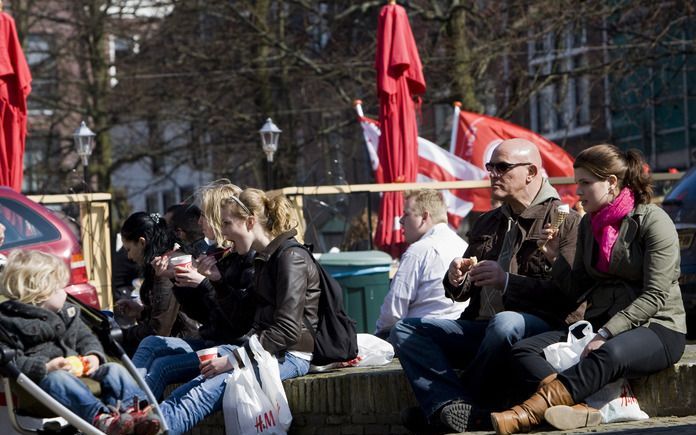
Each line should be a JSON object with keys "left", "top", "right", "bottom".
{"left": 132, "top": 336, "right": 207, "bottom": 399}
{"left": 463, "top": 311, "right": 551, "bottom": 396}
{"left": 39, "top": 370, "right": 107, "bottom": 422}
{"left": 390, "top": 317, "right": 488, "bottom": 419}
{"left": 93, "top": 363, "right": 149, "bottom": 411}
{"left": 278, "top": 353, "right": 310, "bottom": 380}
{"left": 159, "top": 345, "right": 239, "bottom": 435}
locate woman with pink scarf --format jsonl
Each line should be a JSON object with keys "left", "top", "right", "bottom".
{"left": 491, "top": 144, "right": 687, "bottom": 434}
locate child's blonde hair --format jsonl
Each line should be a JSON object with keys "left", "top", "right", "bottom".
{"left": 0, "top": 250, "right": 69, "bottom": 305}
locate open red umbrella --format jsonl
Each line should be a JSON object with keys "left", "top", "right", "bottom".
{"left": 0, "top": 11, "right": 32, "bottom": 192}
{"left": 374, "top": 0, "right": 426, "bottom": 257}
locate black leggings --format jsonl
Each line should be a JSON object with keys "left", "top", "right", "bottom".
{"left": 511, "top": 323, "right": 685, "bottom": 403}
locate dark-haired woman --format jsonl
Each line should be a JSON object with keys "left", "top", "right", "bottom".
{"left": 491, "top": 144, "right": 687, "bottom": 434}
{"left": 118, "top": 212, "right": 198, "bottom": 355}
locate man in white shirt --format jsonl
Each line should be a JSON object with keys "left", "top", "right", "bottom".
{"left": 374, "top": 190, "right": 468, "bottom": 340}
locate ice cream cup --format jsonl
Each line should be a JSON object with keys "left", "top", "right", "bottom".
{"left": 170, "top": 255, "right": 193, "bottom": 272}
{"left": 196, "top": 347, "right": 218, "bottom": 363}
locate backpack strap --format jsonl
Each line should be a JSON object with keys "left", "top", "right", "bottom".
{"left": 270, "top": 240, "right": 319, "bottom": 338}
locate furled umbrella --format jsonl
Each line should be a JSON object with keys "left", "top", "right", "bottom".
{"left": 0, "top": 9, "right": 32, "bottom": 192}
{"left": 374, "top": 0, "right": 426, "bottom": 257}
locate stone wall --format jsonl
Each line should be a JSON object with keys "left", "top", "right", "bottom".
{"left": 179, "top": 346, "right": 696, "bottom": 435}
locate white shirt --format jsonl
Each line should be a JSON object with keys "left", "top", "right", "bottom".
{"left": 375, "top": 223, "right": 469, "bottom": 334}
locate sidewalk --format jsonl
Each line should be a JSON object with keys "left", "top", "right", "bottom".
{"left": 459, "top": 415, "right": 696, "bottom": 434}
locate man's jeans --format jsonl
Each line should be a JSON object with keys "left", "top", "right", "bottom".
{"left": 391, "top": 311, "right": 551, "bottom": 419}
{"left": 160, "top": 344, "right": 310, "bottom": 435}
{"left": 39, "top": 363, "right": 147, "bottom": 423}
{"left": 131, "top": 335, "right": 208, "bottom": 400}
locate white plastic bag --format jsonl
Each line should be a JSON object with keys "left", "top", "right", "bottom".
{"left": 543, "top": 321, "right": 649, "bottom": 423}
{"left": 543, "top": 321, "right": 595, "bottom": 371}
{"left": 586, "top": 379, "right": 649, "bottom": 423}
{"left": 248, "top": 335, "right": 292, "bottom": 431}
{"left": 309, "top": 333, "right": 394, "bottom": 372}
{"left": 222, "top": 346, "right": 286, "bottom": 435}
{"left": 351, "top": 333, "right": 395, "bottom": 367}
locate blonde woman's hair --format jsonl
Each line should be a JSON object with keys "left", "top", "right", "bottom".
{"left": 1, "top": 250, "right": 69, "bottom": 305}
{"left": 405, "top": 189, "right": 448, "bottom": 224}
{"left": 222, "top": 188, "right": 297, "bottom": 238}
{"left": 196, "top": 179, "right": 243, "bottom": 246}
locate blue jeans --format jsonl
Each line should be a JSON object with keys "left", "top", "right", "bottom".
{"left": 160, "top": 345, "right": 310, "bottom": 435}
{"left": 39, "top": 363, "right": 147, "bottom": 422}
{"left": 131, "top": 336, "right": 208, "bottom": 400}
{"left": 391, "top": 311, "right": 551, "bottom": 419}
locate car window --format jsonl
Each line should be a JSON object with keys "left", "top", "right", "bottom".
{"left": 0, "top": 198, "right": 61, "bottom": 250}
{"left": 664, "top": 167, "right": 696, "bottom": 204}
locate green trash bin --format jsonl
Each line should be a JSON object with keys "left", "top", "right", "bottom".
{"left": 317, "top": 250, "right": 392, "bottom": 333}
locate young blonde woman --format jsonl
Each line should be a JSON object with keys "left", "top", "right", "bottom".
{"left": 158, "top": 188, "right": 320, "bottom": 435}
{"left": 491, "top": 145, "right": 686, "bottom": 434}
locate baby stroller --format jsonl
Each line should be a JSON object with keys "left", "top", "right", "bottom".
{"left": 0, "top": 295, "right": 168, "bottom": 435}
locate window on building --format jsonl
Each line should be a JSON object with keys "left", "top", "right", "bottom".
{"left": 162, "top": 189, "right": 177, "bottom": 212}
{"left": 528, "top": 23, "right": 590, "bottom": 139}
{"left": 145, "top": 193, "right": 159, "bottom": 213}
{"left": 22, "top": 134, "right": 63, "bottom": 194}
{"left": 25, "top": 34, "right": 57, "bottom": 114}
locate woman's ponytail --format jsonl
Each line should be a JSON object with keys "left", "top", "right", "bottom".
{"left": 623, "top": 149, "right": 653, "bottom": 205}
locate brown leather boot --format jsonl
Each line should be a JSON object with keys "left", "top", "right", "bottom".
{"left": 537, "top": 373, "right": 557, "bottom": 389}
{"left": 544, "top": 403, "right": 602, "bottom": 430}
{"left": 490, "top": 379, "right": 574, "bottom": 435}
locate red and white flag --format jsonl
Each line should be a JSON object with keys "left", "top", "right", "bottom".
{"left": 359, "top": 114, "right": 487, "bottom": 228}
{"left": 450, "top": 104, "right": 578, "bottom": 212}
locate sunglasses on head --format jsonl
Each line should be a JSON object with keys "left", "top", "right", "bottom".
{"left": 485, "top": 161, "right": 533, "bottom": 175}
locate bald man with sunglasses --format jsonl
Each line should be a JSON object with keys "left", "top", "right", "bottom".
{"left": 391, "top": 138, "right": 584, "bottom": 433}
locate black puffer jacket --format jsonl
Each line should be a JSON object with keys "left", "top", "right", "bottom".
{"left": 250, "top": 230, "right": 321, "bottom": 356}
{"left": 0, "top": 301, "right": 106, "bottom": 383}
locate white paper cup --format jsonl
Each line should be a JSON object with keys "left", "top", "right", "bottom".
{"left": 170, "top": 255, "right": 193, "bottom": 271}
{"left": 196, "top": 347, "right": 218, "bottom": 362}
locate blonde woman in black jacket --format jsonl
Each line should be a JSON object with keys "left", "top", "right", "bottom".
{"left": 158, "top": 189, "right": 320, "bottom": 435}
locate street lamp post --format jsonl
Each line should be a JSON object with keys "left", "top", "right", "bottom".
{"left": 73, "top": 121, "right": 96, "bottom": 192}
{"left": 259, "top": 118, "right": 281, "bottom": 190}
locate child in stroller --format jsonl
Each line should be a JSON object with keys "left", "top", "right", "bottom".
{"left": 0, "top": 250, "right": 162, "bottom": 435}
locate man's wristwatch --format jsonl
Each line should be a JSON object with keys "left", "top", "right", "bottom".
{"left": 597, "top": 328, "right": 612, "bottom": 340}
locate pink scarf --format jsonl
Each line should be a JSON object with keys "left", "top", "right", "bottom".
{"left": 590, "top": 187, "right": 635, "bottom": 273}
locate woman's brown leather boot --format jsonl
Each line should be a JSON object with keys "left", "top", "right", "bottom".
{"left": 544, "top": 403, "right": 602, "bottom": 430}
{"left": 490, "top": 379, "right": 574, "bottom": 435}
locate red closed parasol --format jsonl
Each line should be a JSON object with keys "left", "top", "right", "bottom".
{"left": 374, "top": 0, "right": 425, "bottom": 257}
{"left": 0, "top": 11, "right": 31, "bottom": 192}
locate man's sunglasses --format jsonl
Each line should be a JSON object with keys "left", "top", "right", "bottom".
{"left": 485, "top": 161, "right": 533, "bottom": 174}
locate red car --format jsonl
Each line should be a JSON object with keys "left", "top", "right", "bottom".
{"left": 0, "top": 187, "right": 100, "bottom": 309}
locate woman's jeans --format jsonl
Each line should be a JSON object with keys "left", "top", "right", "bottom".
{"left": 39, "top": 363, "right": 147, "bottom": 422}
{"left": 159, "top": 344, "right": 310, "bottom": 435}
{"left": 511, "top": 323, "right": 686, "bottom": 402}
{"left": 131, "top": 335, "right": 208, "bottom": 400}
{"left": 390, "top": 311, "right": 552, "bottom": 419}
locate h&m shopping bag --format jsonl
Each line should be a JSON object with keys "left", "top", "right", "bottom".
{"left": 248, "top": 335, "right": 292, "bottom": 431}
{"left": 586, "top": 379, "right": 648, "bottom": 423}
{"left": 222, "top": 346, "right": 286, "bottom": 435}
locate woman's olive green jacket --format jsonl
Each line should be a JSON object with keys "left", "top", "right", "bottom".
{"left": 553, "top": 203, "right": 686, "bottom": 336}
